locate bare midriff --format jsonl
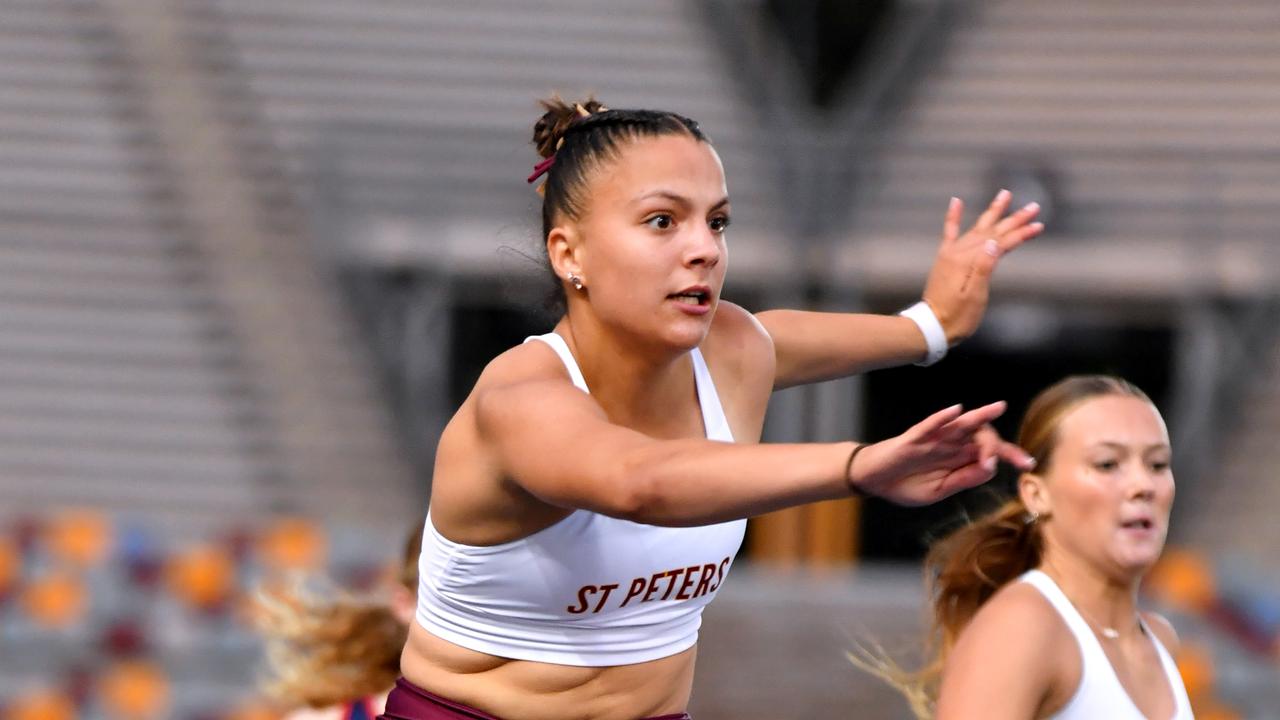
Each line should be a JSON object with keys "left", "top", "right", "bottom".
{"left": 400, "top": 622, "right": 697, "bottom": 720}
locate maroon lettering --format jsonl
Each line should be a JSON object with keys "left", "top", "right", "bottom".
{"left": 592, "top": 583, "right": 619, "bottom": 613}
{"left": 675, "top": 565, "right": 701, "bottom": 600}
{"left": 580, "top": 557, "right": 735, "bottom": 612}
{"left": 692, "top": 563, "right": 717, "bottom": 598}
{"left": 619, "top": 577, "right": 647, "bottom": 608}
{"left": 642, "top": 572, "right": 665, "bottom": 602}
{"left": 659, "top": 569, "right": 682, "bottom": 600}
{"left": 567, "top": 585, "right": 596, "bottom": 614}
{"left": 708, "top": 557, "right": 730, "bottom": 593}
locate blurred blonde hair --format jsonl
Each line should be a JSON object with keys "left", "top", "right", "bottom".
{"left": 852, "top": 376, "right": 1152, "bottom": 719}
{"left": 254, "top": 522, "right": 423, "bottom": 709}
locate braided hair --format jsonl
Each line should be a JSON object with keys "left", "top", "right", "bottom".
{"left": 529, "top": 95, "right": 708, "bottom": 311}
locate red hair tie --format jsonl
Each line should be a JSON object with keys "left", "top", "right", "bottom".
{"left": 527, "top": 155, "right": 555, "bottom": 184}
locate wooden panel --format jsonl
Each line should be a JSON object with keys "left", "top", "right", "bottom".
{"left": 748, "top": 498, "right": 861, "bottom": 567}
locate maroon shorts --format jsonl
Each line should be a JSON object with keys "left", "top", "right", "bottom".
{"left": 379, "top": 678, "right": 692, "bottom": 720}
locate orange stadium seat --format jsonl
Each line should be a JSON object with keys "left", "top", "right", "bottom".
{"left": 45, "top": 509, "right": 113, "bottom": 569}
{"left": 98, "top": 660, "right": 170, "bottom": 720}
{"left": 256, "top": 518, "right": 327, "bottom": 573}
{"left": 20, "top": 571, "right": 87, "bottom": 629}
{"left": 165, "top": 543, "right": 236, "bottom": 612}
{"left": 1145, "top": 546, "right": 1217, "bottom": 613}
{"left": 2, "top": 690, "right": 76, "bottom": 720}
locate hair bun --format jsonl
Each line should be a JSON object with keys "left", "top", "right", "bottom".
{"left": 532, "top": 95, "right": 609, "bottom": 159}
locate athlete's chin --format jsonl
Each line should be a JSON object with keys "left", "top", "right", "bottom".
{"left": 662, "top": 313, "right": 716, "bottom": 349}
{"left": 1110, "top": 545, "right": 1165, "bottom": 577}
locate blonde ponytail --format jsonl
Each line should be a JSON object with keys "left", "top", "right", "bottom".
{"left": 851, "top": 499, "right": 1042, "bottom": 719}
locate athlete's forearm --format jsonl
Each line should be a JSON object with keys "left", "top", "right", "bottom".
{"left": 755, "top": 310, "right": 927, "bottom": 389}
{"left": 612, "top": 438, "right": 861, "bottom": 526}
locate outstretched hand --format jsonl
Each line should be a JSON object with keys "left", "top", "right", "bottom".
{"left": 851, "top": 402, "right": 1035, "bottom": 506}
{"left": 922, "top": 190, "right": 1043, "bottom": 345}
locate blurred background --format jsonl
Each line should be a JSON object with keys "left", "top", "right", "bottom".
{"left": 1, "top": 0, "right": 1278, "bottom": 717}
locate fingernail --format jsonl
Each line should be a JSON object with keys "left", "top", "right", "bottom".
{"left": 983, "top": 456, "right": 997, "bottom": 471}
{"left": 985, "top": 238, "right": 1000, "bottom": 257}
{"left": 1025, "top": 456, "right": 1037, "bottom": 468}
{"left": 949, "top": 196, "right": 960, "bottom": 209}
{"left": 1024, "top": 202, "right": 1040, "bottom": 212}
{"left": 997, "top": 189, "right": 1011, "bottom": 201}
{"left": 1031, "top": 222, "right": 1045, "bottom": 231}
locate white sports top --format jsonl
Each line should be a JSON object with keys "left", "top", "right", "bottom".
{"left": 1019, "top": 570, "right": 1195, "bottom": 720}
{"left": 416, "top": 332, "right": 747, "bottom": 666}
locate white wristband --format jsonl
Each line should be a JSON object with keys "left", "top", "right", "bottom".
{"left": 899, "top": 301, "right": 948, "bottom": 366}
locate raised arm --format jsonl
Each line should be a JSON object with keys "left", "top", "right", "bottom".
{"left": 753, "top": 311, "right": 929, "bottom": 388}
{"left": 476, "top": 379, "right": 1034, "bottom": 526}
{"left": 757, "top": 190, "right": 1043, "bottom": 389}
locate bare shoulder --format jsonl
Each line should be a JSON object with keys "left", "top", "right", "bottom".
{"left": 708, "top": 300, "right": 773, "bottom": 347}
{"left": 703, "top": 301, "right": 775, "bottom": 381}
{"left": 468, "top": 337, "right": 605, "bottom": 426}
{"left": 1142, "top": 611, "right": 1180, "bottom": 653}
{"left": 436, "top": 337, "right": 582, "bottom": 452}
{"left": 701, "top": 302, "right": 775, "bottom": 438}
{"left": 961, "top": 580, "right": 1070, "bottom": 651}
{"left": 432, "top": 334, "right": 607, "bottom": 541}
{"left": 937, "top": 581, "right": 1074, "bottom": 719}
{"left": 440, "top": 337, "right": 610, "bottom": 480}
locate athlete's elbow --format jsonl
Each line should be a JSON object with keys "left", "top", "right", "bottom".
{"left": 608, "top": 452, "right": 673, "bottom": 524}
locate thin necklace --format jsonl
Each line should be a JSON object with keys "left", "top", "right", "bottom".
{"left": 1070, "top": 597, "right": 1139, "bottom": 640}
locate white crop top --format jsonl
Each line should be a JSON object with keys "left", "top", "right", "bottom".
{"left": 1019, "top": 570, "right": 1195, "bottom": 720}
{"left": 416, "top": 332, "right": 747, "bottom": 666}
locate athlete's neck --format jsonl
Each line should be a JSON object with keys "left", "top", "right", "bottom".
{"left": 555, "top": 316, "right": 703, "bottom": 438}
{"left": 1038, "top": 545, "right": 1143, "bottom": 638}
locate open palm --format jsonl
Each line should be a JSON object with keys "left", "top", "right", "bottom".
{"left": 852, "top": 402, "right": 1036, "bottom": 506}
